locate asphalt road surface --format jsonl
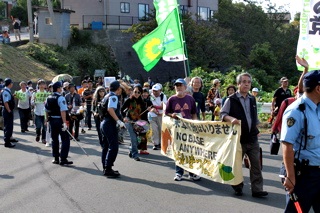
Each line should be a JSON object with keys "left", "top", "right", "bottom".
{"left": 0, "top": 113, "right": 289, "bottom": 213}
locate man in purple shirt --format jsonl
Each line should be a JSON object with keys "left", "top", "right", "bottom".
{"left": 165, "top": 78, "right": 200, "bottom": 181}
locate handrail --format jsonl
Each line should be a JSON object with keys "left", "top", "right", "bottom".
{"left": 82, "top": 15, "right": 149, "bottom": 30}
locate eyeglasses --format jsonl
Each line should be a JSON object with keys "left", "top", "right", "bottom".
{"left": 134, "top": 91, "right": 141, "bottom": 94}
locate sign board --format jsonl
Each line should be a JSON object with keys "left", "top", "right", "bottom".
{"left": 104, "top": 77, "right": 116, "bottom": 88}
{"left": 94, "top": 69, "right": 106, "bottom": 77}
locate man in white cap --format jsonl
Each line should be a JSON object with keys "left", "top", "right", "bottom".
{"left": 149, "top": 84, "right": 167, "bottom": 150}
{"left": 251, "top": 88, "right": 260, "bottom": 101}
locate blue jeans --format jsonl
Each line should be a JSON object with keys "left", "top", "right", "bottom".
{"left": 125, "top": 122, "right": 138, "bottom": 158}
{"left": 50, "top": 118, "right": 70, "bottom": 159}
{"left": 35, "top": 115, "right": 46, "bottom": 140}
{"left": 100, "top": 118, "right": 119, "bottom": 169}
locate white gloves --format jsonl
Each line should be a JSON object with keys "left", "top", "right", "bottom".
{"left": 62, "top": 123, "right": 68, "bottom": 131}
{"left": 117, "top": 120, "right": 125, "bottom": 128}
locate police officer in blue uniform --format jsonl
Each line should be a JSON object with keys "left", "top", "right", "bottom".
{"left": 45, "top": 82, "right": 73, "bottom": 165}
{"left": 2, "top": 78, "right": 18, "bottom": 148}
{"left": 100, "top": 81, "right": 125, "bottom": 177}
{"left": 281, "top": 70, "right": 320, "bottom": 212}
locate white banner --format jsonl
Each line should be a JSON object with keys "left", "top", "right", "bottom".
{"left": 296, "top": 0, "right": 320, "bottom": 71}
{"left": 161, "top": 116, "right": 243, "bottom": 185}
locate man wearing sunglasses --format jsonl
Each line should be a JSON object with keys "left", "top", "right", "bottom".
{"left": 165, "top": 78, "right": 200, "bottom": 181}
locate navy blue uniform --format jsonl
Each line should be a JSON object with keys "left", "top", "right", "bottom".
{"left": 100, "top": 92, "right": 122, "bottom": 169}
{"left": 2, "top": 87, "right": 15, "bottom": 145}
{"left": 45, "top": 92, "right": 70, "bottom": 159}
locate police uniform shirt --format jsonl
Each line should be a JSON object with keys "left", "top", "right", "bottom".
{"left": 2, "top": 87, "right": 12, "bottom": 103}
{"left": 57, "top": 92, "right": 68, "bottom": 112}
{"left": 280, "top": 94, "right": 320, "bottom": 166}
{"left": 108, "top": 92, "right": 118, "bottom": 110}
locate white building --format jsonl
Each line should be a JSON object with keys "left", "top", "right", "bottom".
{"left": 61, "top": 0, "right": 218, "bottom": 29}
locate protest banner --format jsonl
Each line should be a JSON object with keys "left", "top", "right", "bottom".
{"left": 34, "top": 92, "right": 50, "bottom": 103}
{"left": 296, "top": 0, "right": 320, "bottom": 71}
{"left": 14, "top": 91, "right": 27, "bottom": 102}
{"left": 104, "top": 77, "right": 116, "bottom": 88}
{"left": 161, "top": 116, "right": 243, "bottom": 185}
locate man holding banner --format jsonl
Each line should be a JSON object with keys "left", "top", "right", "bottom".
{"left": 16, "top": 81, "right": 32, "bottom": 132}
{"left": 31, "top": 79, "right": 48, "bottom": 144}
{"left": 221, "top": 73, "right": 268, "bottom": 197}
{"left": 165, "top": 78, "right": 201, "bottom": 181}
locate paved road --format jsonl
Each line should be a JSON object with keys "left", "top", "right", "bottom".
{"left": 0, "top": 112, "right": 288, "bottom": 213}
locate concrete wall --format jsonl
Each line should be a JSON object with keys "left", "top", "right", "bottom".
{"left": 105, "top": 30, "right": 185, "bottom": 84}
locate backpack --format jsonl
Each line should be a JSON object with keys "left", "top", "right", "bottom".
{"left": 13, "top": 21, "right": 19, "bottom": 29}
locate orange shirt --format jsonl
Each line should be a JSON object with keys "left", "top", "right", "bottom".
{"left": 78, "top": 87, "right": 85, "bottom": 96}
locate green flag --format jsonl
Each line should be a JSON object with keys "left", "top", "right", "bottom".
{"left": 153, "top": 0, "right": 186, "bottom": 62}
{"left": 133, "top": 8, "right": 183, "bottom": 71}
{"left": 153, "top": 0, "right": 178, "bottom": 24}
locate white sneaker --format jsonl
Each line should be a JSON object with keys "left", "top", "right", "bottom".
{"left": 189, "top": 174, "right": 201, "bottom": 181}
{"left": 174, "top": 174, "right": 182, "bottom": 181}
{"left": 45, "top": 142, "right": 50, "bottom": 147}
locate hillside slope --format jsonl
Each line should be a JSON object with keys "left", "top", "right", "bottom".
{"left": 0, "top": 44, "right": 57, "bottom": 82}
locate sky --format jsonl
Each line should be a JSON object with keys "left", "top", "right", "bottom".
{"left": 234, "top": 0, "right": 302, "bottom": 19}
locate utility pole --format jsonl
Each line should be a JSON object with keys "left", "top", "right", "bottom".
{"left": 27, "top": 0, "right": 34, "bottom": 42}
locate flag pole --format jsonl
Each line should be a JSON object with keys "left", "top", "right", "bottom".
{"left": 176, "top": 5, "right": 190, "bottom": 78}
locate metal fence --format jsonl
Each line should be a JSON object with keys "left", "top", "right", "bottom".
{"left": 82, "top": 15, "right": 145, "bottom": 30}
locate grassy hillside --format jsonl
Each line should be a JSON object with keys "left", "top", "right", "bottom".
{"left": 0, "top": 44, "right": 57, "bottom": 82}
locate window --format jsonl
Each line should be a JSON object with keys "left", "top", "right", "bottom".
{"left": 180, "top": 5, "right": 188, "bottom": 15}
{"left": 120, "top": 2, "right": 130, "bottom": 13}
{"left": 138, "top": 4, "right": 149, "bottom": 20}
{"left": 45, "top": 17, "right": 52, "bottom": 25}
{"left": 198, "top": 7, "right": 210, "bottom": 21}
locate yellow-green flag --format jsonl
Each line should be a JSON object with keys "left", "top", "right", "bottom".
{"left": 132, "top": 8, "right": 183, "bottom": 71}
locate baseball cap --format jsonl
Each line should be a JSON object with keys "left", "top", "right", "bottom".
{"left": 63, "top": 82, "right": 70, "bottom": 88}
{"left": 174, "top": 78, "right": 187, "bottom": 86}
{"left": 280, "top": 77, "right": 288, "bottom": 82}
{"left": 152, "top": 84, "right": 161, "bottom": 91}
{"left": 212, "top": 79, "right": 220, "bottom": 85}
{"left": 214, "top": 98, "right": 221, "bottom": 105}
{"left": 303, "top": 70, "right": 320, "bottom": 90}
{"left": 143, "top": 82, "right": 150, "bottom": 87}
{"left": 4, "top": 78, "right": 12, "bottom": 86}
{"left": 109, "top": 80, "right": 120, "bottom": 91}
{"left": 252, "top": 88, "right": 259, "bottom": 92}
{"left": 68, "top": 83, "right": 75, "bottom": 89}
{"left": 52, "top": 81, "right": 62, "bottom": 90}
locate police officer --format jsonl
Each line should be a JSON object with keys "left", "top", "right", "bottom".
{"left": 2, "top": 78, "right": 18, "bottom": 148}
{"left": 100, "top": 80, "right": 125, "bottom": 177}
{"left": 281, "top": 70, "right": 320, "bottom": 212}
{"left": 45, "top": 81, "right": 73, "bottom": 165}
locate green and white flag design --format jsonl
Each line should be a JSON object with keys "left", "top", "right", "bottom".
{"left": 153, "top": 0, "right": 186, "bottom": 62}
{"left": 296, "top": 0, "right": 320, "bottom": 71}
